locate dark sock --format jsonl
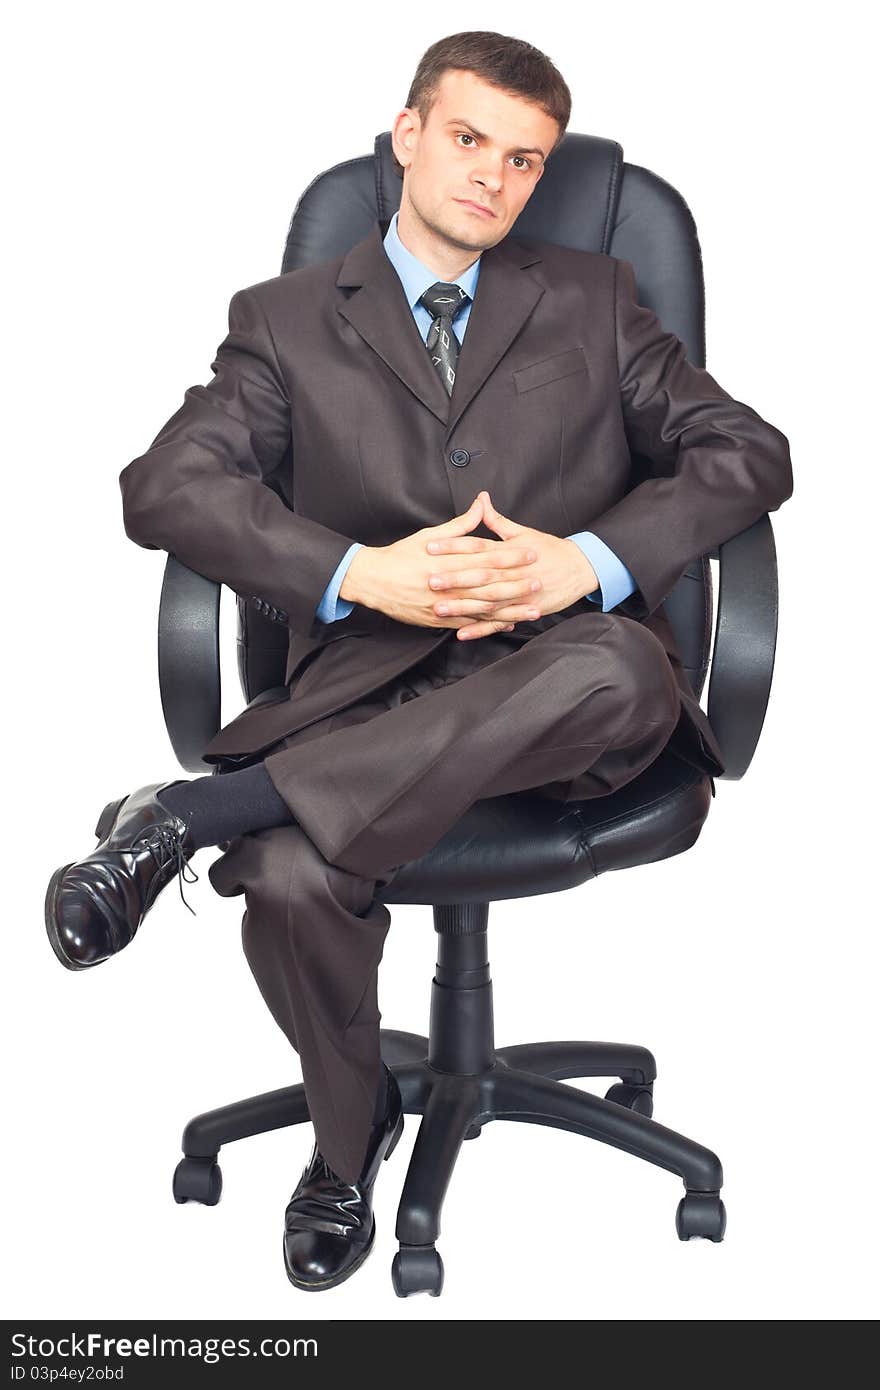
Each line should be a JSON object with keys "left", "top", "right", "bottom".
{"left": 158, "top": 763, "right": 295, "bottom": 850}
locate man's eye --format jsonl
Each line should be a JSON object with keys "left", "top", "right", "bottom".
{"left": 456, "top": 133, "right": 532, "bottom": 170}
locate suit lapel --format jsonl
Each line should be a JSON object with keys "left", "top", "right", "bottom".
{"left": 444, "top": 228, "right": 545, "bottom": 438}
{"left": 336, "top": 218, "right": 545, "bottom": 436}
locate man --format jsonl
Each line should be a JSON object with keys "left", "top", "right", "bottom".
{"left": 44, "top": 31, "right": 793, "bottom": 1292}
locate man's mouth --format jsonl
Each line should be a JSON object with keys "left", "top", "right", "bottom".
{"left": 456, "top": 199, "right": 495, "bottom": 218}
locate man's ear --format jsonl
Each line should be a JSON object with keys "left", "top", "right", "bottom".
{"left": 390, "top": 106, "right": 418, "bottom": 173}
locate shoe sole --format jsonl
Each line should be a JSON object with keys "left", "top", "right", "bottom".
{"left": 44, "top": 795, "right": 129, "bottom": 971}
{"left": 283, "top": 1107, "right": 405, "bottom": 1292}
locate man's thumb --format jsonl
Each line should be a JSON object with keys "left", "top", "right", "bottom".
{"left": 434, "top": 493, "right": 485, "bottom": 535}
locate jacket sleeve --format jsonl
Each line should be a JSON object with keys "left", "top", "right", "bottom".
{"left": 586, "top": 257, "right": 794, "bottom": 619}
{"left": 118, "top": 285, "right": 358, "bottom": 640}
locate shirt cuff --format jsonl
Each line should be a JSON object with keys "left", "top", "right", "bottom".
{"left": 315, "top": 542, "right": 362, "bottom": 622}
{"left": 567, "top": 531, "right": 637, "bottom": 613}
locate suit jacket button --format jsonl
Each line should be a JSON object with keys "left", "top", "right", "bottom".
{"left": 449, "top": 448, "right": 470, "bottom": 466}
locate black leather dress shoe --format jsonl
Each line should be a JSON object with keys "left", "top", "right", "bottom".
{"left": 283, "top": 1069, "right": 404, "bottom": 1291}
{"left": 44, "top": 780, "right": 198, "bottom": 971}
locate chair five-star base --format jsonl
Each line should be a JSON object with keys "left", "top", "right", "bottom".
{"left": 172, "top": 903, "right": 725, "bottom": 1296}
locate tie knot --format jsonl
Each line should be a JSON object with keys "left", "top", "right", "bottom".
{"left": 418, "top": 281, "right": 470, "bottom": 321}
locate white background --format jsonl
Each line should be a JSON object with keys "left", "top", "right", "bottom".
{"left": 4, "top": 0, "right": 876, "bottom": 1321}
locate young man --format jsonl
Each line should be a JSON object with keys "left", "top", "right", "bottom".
{"left": 44, "top": 31, "right": 793, "bottom": 1292}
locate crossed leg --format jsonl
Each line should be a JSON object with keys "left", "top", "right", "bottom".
{"left": 261, "top": 610, "right": 681, "bottom": 877}
{"left": 207, "top": 610, "right": 681, "bottom": 1182}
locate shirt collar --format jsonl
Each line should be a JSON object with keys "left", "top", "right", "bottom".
{"left": 383, "top": 209, "right": 481, "bottom": 308}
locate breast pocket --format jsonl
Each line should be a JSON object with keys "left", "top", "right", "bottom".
{"left": 513, "top": 346, "right": 588, "bottom": 394}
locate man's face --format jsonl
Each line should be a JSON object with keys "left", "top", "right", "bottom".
{"left": 391, "top": 69, "right": 557, "bottom": 252}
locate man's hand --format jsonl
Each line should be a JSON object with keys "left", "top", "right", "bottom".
{"left": 340, "top": 494, "right": 550, "bottom": 638}
{"left": 423, "top": 491, "right": 600, "bottom": 638}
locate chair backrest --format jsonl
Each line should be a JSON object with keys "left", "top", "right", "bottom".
{"left": 238, "top": 130, "right": 714, "bottom": 705}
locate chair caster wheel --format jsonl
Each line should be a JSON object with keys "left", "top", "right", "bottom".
{"left": 392, "top": 1244, "right": 444, "bottom": 1296}
{"left": 676, "top": 1191, "right": 726, "bottom": 1241}
{"left": 464, "top": 1123, "right": 483, "bottom": 1140}
{"left": 173, "top": 1155, "right": 222, "bottom": 1205}
{"left": 605, "top": 1082, "right": 654, "bottom": 1118}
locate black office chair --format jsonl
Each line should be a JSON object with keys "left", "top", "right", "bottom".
{"left": 161, "top": 132, "right": 778, "bottom": 1296}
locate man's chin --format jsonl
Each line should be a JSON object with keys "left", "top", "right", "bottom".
{"left": 442, "top": 214, "right": 504, "bottom": 251}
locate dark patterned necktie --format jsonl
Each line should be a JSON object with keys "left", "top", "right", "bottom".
{"left": 418, "top": 282, "right": 471, "bottom": 396}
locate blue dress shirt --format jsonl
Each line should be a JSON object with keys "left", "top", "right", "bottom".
{"left": 316, "top": 210, "right": 636, "bottom": 622}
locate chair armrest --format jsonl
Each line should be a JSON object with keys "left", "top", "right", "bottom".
{"left": 158, "top": 556, "right": 222, "bottom": 772}
{"left": 706, "top": 514, "right": 779, "bottom": 780}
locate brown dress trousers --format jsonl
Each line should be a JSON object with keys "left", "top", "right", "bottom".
{"left": 207, "top": 608, "right": 682, "bottom": 1184}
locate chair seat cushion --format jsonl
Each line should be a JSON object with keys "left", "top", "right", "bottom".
{"left": 384, "top": 747, "right": 713, "bottom": 904}
{"left": 223, "top": 688, "right": 713, "bottom": 904}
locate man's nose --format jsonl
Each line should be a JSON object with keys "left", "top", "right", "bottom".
{"left": 473, "top": 168, "right": 503, "bottom": 193}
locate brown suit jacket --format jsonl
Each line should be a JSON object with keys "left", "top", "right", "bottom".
{"left": 118, "top": 218, "right": 793, "bottom": 780}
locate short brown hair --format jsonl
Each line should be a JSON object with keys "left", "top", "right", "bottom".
{"left": 392, "top": 30, "right": 572, "bottom": 178}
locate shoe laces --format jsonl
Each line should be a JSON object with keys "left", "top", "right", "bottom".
{"left": 138, "top": 813, "right": 200, "bottom": 916}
